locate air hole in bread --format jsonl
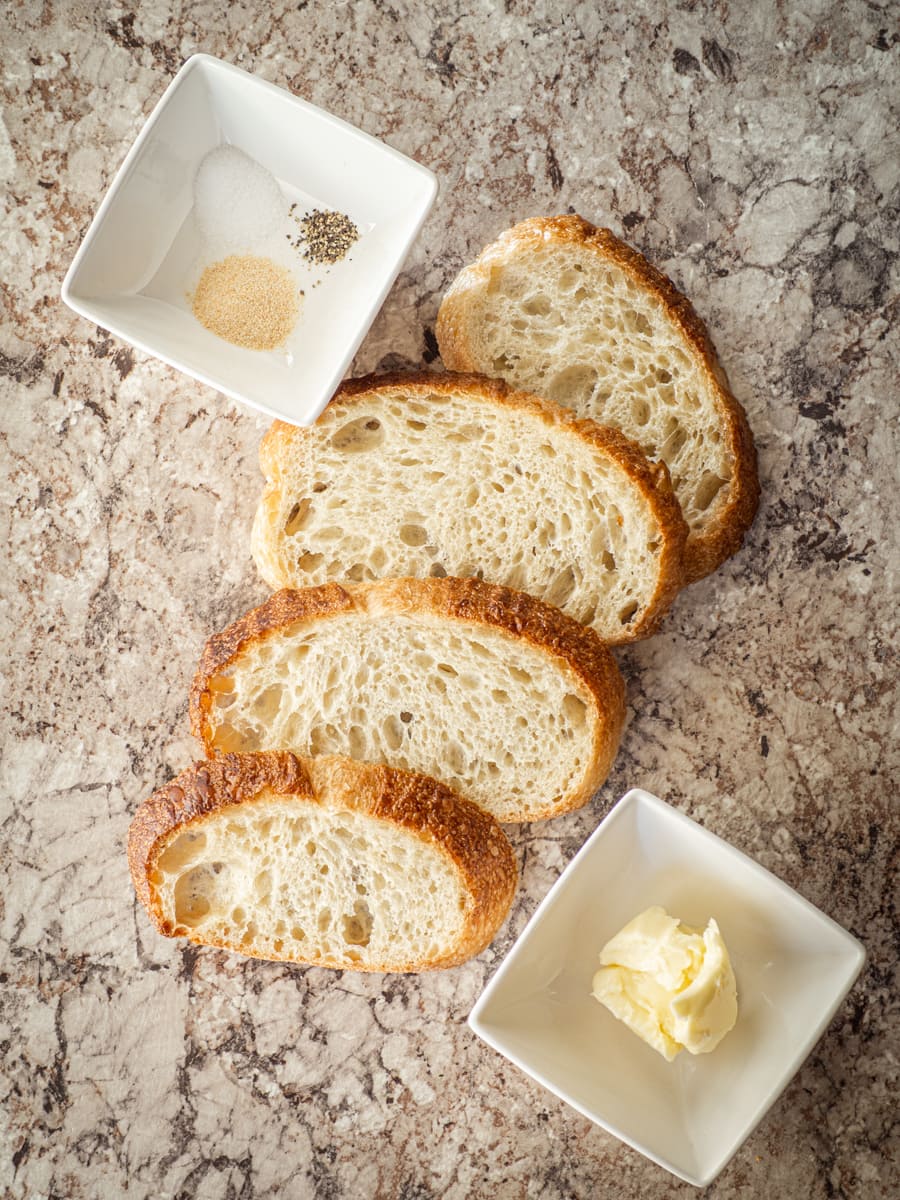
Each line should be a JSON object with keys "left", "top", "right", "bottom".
{"left": 545, "top": 565, "right": 578, "bottom": 608}
{"left": 348, "top": 725, "right": 367, "bottom": 758}
{"left": 407, "top": 419, "right": 427, "bottom": 431}
{"left": 450, "top": 423, "right": 485, "bottom": 443}
{"left": 682, "top": 389, "right": 701, "bottom": 412}
{"left": 523, "top": 293, "right": 553, "bottom": 316}
{"left": 251, "top": 685, "right": 284, "bottom": 723}
{"left": 400, "top": 711, "right": 413, "bottom": 724}
{"left": 284, "top": 498, "right": 313, "bottom": 536}
{"left": 309, "top": 726, "right": 330, "bottom": 755}
{"left": 233, "top": 907, "right": 246, "bottom": 924}
{"left": 399, "top": 523, "right": 428, "bottom": 547}
{"left": 563, "top": 693, "right": 588, "bottom": 728}
{"left": 631, "top": 397, "right": 651, "bottom": 426}
{"left": 173, "top": 864, "right": 218, "bottom": 927}
{"left": 601, "top": 549, "right": 616, "bottom": 572}
{"left": 658, "top": 419, "right": 688, "bottom": 458}
{"left": 291, "top": 925, "right": 306, "bottom": 941}
{"left": 346, "top": 563, "right": 367, "bottom": 582}
{"left": 317, "top": 908, "right": 332, "bottom": 932}
{"left": 341, "top": 899, "right": 373, "bottom": 947}
{"left": 429, "top": 563, "right": 447, "bottom": 578}
{"left": 306, "top": 841, "right": 317, "bottom": 856}
{"left": 383, "top": 714, "right": 403, "bottom": 751}
{"left": 545, "top": 363, "right": 598, "bottom": 405}
{"left": 330, "top": 417, "right": 385, "bottom": 452}
{"left": 557, "top": 268, "right": 582, "bottom": 291}
{"left": 312, "top": 481, "right": 328, "bottom": 493}
{"left": 630, "top": 311, "right": 653, "bottom": 337}
{"left": 437, "top": 662, "right": 458, "bottom": 677}
{"left": 445, "top": 741, "right": 467, "bottom": 774}
{"left": 694, "top": 472, "right": 727, "bottom": 512}
{"left": 157, "top": 830, "right": 207, "bottom": 874}
{"left": 297, "top": 551, "right": 325, "bottom": 572}
{"left": 254, "top": 870, "right": 272, "bottom": 898}
{"left": 619, "top": 600, "right": 640, "bottom": 625}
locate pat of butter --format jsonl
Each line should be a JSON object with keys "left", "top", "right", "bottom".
{"left": 591, "top": 905, "right": 738, "bottom": 1062}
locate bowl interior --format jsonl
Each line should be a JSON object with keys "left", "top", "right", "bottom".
{"left": 62, "top": 55, "right": 436, "bottom": 424}
{"left": 471, "top": 791, "right": 865, "bottom": 1186}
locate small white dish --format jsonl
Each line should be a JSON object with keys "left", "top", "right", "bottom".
{"left": 469, "top": 789, "right": 865, "bottom": 1188}
{"left": 61, "top": 54, "right": 437, "bottom": 425}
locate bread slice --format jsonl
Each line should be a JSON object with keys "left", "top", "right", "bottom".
{"left": 190, "top": 577, "right": 626, "bottom": 823}
{"left": 251, "top": 371, "right": 687, "bottom": 644}
{"left": 435, "top": 215, "right": 759, "bottom": 582}
{"left": 128, "top": 751, "right": 517, "bottom": 971}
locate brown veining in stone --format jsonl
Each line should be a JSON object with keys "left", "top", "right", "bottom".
{"left": 0, "top": 1, "right": 897, "bottom": 1197}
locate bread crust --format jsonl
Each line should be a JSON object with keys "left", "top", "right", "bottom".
{"left": 255, "top": 369, "right": 688, "bottom": 643}
{"left": 435, "top": 215, "right": 759, "bottom": 582}
{"left": 190, "top": 576, "right": 626, "bottom": 821}
{"left": 127, "top": 751, "right": 518, "bottom": 971}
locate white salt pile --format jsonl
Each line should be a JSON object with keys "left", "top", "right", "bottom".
{"left": 193, "top": 145, "right": 286, "bottom": 246}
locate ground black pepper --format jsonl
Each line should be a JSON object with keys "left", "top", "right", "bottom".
{"left": 297, "top": 209, "right": 359, "bottom": 264}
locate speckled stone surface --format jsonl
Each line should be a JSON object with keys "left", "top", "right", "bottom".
{"left": 1, "top": 2, "right": 898, "bottom": 1197}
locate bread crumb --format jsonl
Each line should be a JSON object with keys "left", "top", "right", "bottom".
{"left": 190, "top": 254, "right": 299, "bottom": 350}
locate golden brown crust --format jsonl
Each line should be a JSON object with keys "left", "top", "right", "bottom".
{"left": 435, "top": 215, "right": 760, "bottom": 582}
{"left": 256, "top": 369, "right": 688, "bottom": 643}
{"left": 127, "top": 751, "right": 312, "bottom": 926}
{"left": 189, "top": 575, "right": 626, "bottom": 821}
{"left": 127, "top": 751, "right": 518, "bottom": 972}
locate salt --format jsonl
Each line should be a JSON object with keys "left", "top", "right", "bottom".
{"left": 193, "top": 145, "right": 286, "bottom": 247}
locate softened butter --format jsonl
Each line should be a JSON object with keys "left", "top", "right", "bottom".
{"left": 591, "top": 905, "right": 738, "bottom": 1061}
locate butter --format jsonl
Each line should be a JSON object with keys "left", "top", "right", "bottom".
{"left": 591, "top": 905, "right": 738, "bottom": 1062}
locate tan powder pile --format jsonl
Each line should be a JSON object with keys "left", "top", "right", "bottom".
{"left": 191, "top": 254, "right": 300, "bottom": 350}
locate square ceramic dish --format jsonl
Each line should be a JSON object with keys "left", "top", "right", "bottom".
{"left": 61, "top": 53, "right": 437, "bottom": 425}
{"left": 469, "top": 789, "right": 865, "bottom": 1188}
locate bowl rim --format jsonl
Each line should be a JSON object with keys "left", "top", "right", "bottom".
{"left": 60, "top": 52, "right": 438, "bottom": 425}
{"left": 469, "top": 787, "right": 867, "bottom": 1187}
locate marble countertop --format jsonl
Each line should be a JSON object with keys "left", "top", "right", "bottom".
{"left": 1, "top": 2, "right": 897, "bottom": 1197}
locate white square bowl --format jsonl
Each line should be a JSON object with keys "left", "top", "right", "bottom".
{"left": 61, "top": 54, "right": 437, "bottom": 425}
{"left": 469, "top": 789, "right": 866, "bottom": 1188}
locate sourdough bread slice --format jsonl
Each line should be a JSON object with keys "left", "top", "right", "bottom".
{"left": 251, "top": 371, "right": 687, "bottom": 644}
{"left": 128, "top": 751, "right": 517, "bottom": 971}
{"left": 435, "top": 216, "right": 759, "bottom": 581}
{"left": 190, "top": 577, "right": 626, "bottom": 823}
